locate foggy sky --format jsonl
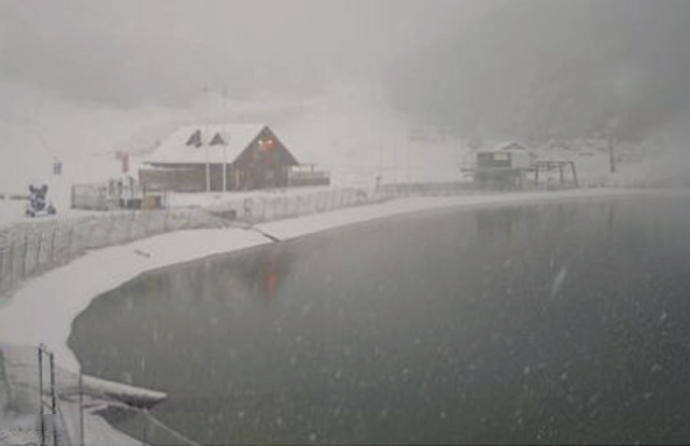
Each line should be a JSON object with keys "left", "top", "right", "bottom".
{"left": 0, "top": 0, "right": 502, "bottom": 107}
{"left": 389, "top": 0, "right": 690, "bottom": 142}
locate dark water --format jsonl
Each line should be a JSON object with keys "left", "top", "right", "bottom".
{"left": 69, "top": 196, "right": 690, "bottom": 444}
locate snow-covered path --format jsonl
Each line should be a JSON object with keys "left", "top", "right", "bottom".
{"left": 0, "top": 187, "right": 670, "bottom": 373}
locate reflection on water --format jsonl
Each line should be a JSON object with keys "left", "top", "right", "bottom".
{"left": 476, "top": 207, "right": 539, "bottom": 244}
{"left": 69, "top": 197, "right": 690, "bottom": 444}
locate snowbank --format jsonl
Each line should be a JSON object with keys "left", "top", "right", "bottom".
{"left": 0, "top": 187, "right": 672, "bottom": 373}
{"left": 0, "top": 228, "right": 270, "bottom": 370}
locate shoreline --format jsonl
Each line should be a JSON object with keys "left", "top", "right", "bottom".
{"left": 0, "top": 187, "right": 680, "bottom": 373}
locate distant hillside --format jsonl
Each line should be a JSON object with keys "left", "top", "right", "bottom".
{"left": 388, "top": 0, "right": 690, "bottom": 143}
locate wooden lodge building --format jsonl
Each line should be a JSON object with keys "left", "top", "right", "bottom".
{"left": 139, "top": 124, "right": 302, "bottom": 192}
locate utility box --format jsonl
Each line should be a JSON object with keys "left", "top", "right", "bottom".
{"left": 144, "top": 194, "right": 163, "bottom": 210}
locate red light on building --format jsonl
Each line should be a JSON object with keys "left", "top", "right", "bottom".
{"left": 259, "top": 138, "right": 275, "bottom": 152}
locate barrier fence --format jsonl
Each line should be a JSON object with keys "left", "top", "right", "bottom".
{"left": 234, "top": 188, "right": 374, "bottom": 224}
{"left": 203, "top": 183, "right": 486, "bottom": 225}
{"left": 101, "top": 406, "right": 201, "bottom": 446}
{"left": 0, "top": 209, "right": 230, "bottom": 298}
{"left": 0, "top": 184, "right": 484, "bottom": 299}
{"left": 1, "top": 343, "right": 198, "bottom": 446}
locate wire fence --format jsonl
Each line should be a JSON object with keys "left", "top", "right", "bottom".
{"left": 0, "top": 209, "right": 231, "bottom": 299}
{"left": 100, "top": 405, "right": 201, "bottom": 446}
{"left": 0, "top": 184, "right": 484, "bottom": 300}
{"left": 202, "top": 183, "right": 484, "bottom": 224}
{"left": 1, "top": 342, "right": 198, "bottom": 446}
{"left": 234, "top": 187, "right": 378, "bottom": 224}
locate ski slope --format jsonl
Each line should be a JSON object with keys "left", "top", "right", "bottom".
{"left": 0, "top": 78, "right": 681, "bottom": 228}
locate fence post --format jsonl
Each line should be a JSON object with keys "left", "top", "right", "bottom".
{"left": 126, "top": 212, "right": 135, "bottom": 240}
{"left": 86, "top": 219, "right": 100, "bottom": 250}
{"left": 49, "top": 227, "right": 57, "bottom": 266}
{"left": 186, "top": 211, "right": 194, "bottom": 229}
{"left": 144, "top": 211, "right": 150, "bottom": 237}
{"left": 38, "top": 347, "right": 45, "bottom": 446}
{"left": 265, "top": 199, "right": 271, "bottom": 221}
{"left": 67, "top": 226, "right": 75, "bottom": 260}
{"left": 8, "top": 239, "right": 15, "bottom": 289}
{"left": 243, "top": 198, "right": 253, "bottom": 221}
{"left": 79, "top": 372, "right": 85, "bottom": 446}
{"left": 142, "top": 414, "right": 149, "bottom": 446}
{"left": 21, "top": 234, "right": 29, "bottom": 279}
{"left": 35, "top": 231, "right": 43, "bottom": 273}
{"left": 0, "top": 249, "right": 4, "bottom": 291}
{"left": 106, "top": 215, "right": 116, "bottom": 245}
{"left": 305, "top": 195, "right": 310, "bottom": 214}
{"left": 50, "top": 351, "right": 57, "bottom": 446}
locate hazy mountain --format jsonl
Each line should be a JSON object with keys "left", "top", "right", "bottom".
{"left": 387, "top": 0, "right": 690, "bottom": 143}
{"left": 0, "top": 0, "right": 499, "bottom": 108}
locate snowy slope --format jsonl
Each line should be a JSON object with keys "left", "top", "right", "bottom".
{"left": 0, "top": 79, "right": 470, "bottom": 225}
{"left": 0, "top": 78, "right": 677, "bottom": 228}
{"left": 0, "top": 82, "right": 181, "bottom": 211}
{"left": 272, "top": 81, "right": 467, "bottom": 188}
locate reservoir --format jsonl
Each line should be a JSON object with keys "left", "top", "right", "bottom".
{"left": 69, "top": 196, "right": 690, "bottom": 444}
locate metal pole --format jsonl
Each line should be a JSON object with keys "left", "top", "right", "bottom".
{"left": 21, "top": 234, "right": 28, "bottom": 279}
{"left": 49, "top": 227, "right": 57, "bottom": 265}
{"left": 223, "top": 143, "right": 228, "bottom": 193}
{"left": 205, "top": 84, "right": 211, "bottom": 193}
{"left": 205, "top": 152, "right": 211, "bottom": 193}
{"left": 50, "top": 351, "right": 57, "bottom": 446}
{"left": 38, "top": 347, "right": 45, "bottom": 446}
{"left": 8, "top": 240, "right": 14, "bottom": 289}
{"left": 142, "top": 411, "right": 148, "bottom": 446}
{"left": 79, "top": 372, "right": 85, "bottom": 446}
{"left": 608, "top": 135, "right": 616, "bottom": 173}
{"left": 0, "top": 249, "right": 4, "bottom": 291}
{"left": 571, "top": 162, "right": 579, "bottom": 188}
{"left": 35, "top": 231, "right": 42, "bottom": 272}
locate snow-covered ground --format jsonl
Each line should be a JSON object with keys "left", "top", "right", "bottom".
{"left": 1, "top": 77, "right": 686, "bottom": 370}
{"left": 166, "top": 185, "right": 335, "bottom": 209}
{"left": 0, "top": 198, "right": 97, "bottom": 230}
{"left": 0, "top": 186, "right": 678, "bottom": 373}
{"left": 2, "top": 78, "right": 679, "bottom": 230}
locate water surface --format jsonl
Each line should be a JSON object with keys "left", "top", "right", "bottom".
{"left": 69, "top": 196, "right": 690, "bottom": 444}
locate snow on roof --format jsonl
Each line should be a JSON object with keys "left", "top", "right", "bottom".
{"left": 493, "top": 141, "right": 527, "bottom": 151}
{"left": 144, "top": 123, "right": 266, "bottom": 164}
{"left": 478, "top": 141, "right": 528, "bottom": 153}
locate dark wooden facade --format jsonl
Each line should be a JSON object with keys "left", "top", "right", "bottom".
{"left": 140, "top": 126, "right": 299, "bottom": 192}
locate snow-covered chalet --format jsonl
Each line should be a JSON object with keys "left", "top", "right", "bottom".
{"left": 139, "top": 124, "right": 301, "bottom": 192}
